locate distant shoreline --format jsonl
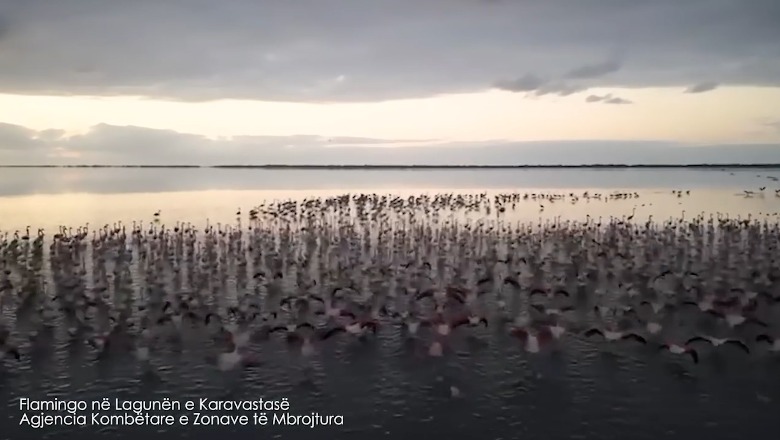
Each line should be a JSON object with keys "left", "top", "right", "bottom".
{"left": 1, "top": 164, "right": 780, "bottom": 169}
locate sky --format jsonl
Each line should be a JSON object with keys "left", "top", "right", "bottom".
{"left": 1, "top": 0, "right": 779, "bottom": 165}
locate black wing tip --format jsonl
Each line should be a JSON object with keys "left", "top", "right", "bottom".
{"left": 414, "top": 291, "right": 430, "bottom": 301}
{"left": 626, "top": 333, "right": 647, "bottom": 344}
{"left": 6, "top": 348, "right": 21, "bottom": 360}
{"left": 724, "top": 339, "right": 751, "bottom": 353}
{"left": 449, "top": 293, "right": 466, "bottom": 304}
{"left": 583, "top": 328, "right": 602, "bottom": 337}
{"left": 320, "top": 327, "right": 345, "bottom": 340}
{"left": 685, "top": 336, "right": 708, "bottom": 345}
{"left": 296, "top": 322, "right": 315, "bottom": 330}
{"left": 340, "top": 310, "right": 357, "bottom": 319}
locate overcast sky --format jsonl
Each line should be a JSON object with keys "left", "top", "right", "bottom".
{"left": 1, "top": 0, "right": 779, "bottom": 165}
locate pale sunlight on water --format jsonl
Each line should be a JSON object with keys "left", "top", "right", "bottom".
{"left": 1, "top": 167, "right": 779, "bottom": 196}
{"left": 0, "top": 188, "right": 779, "bottom": 233}
{"left": 0, "top": 167, "right": 779, "bottom": 231}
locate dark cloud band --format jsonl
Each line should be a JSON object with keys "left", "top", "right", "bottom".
{"left": 0, "top": 1, "right": 778, "bottom": 101}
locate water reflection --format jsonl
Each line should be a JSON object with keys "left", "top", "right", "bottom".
{"left": 1, "top": 167, "right": 779, "bottom": 197}
{"left": 1, "top": 188, "right": 779, "bottom": 232}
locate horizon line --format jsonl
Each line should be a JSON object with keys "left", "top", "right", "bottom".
{"left": 2, "top": 163, "right": 780, "bottom": 169}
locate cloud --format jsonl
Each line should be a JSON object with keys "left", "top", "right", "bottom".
{"left": 493, "top": 74, "right": 583, "bottom": 97}
{"left": 584, "top": 93, "right": 633, "bottom": 104}
{"left": 564, "top": 59, "right": 622, "bottom": 80}
{"left": 533, "top": 81, "right": 585, "bottom": 97}
{"left": 0, "top": 122, "right": 49, "bottom": 150}
{"left": 605, "top": 96, "right": 632, "bottom": 105}
{"left": 495, "top": 58, "right": 620, "bottom": 97}
{"left": 0, "top": 1, "right": 779, "bottom": 102}
{"left": 685, "top": 82, "right": 720, "bottom": 94}
{"left": 494, "top": 74, "right": 547, "bottom": 92}
{"left": 1, "top": 122, "right": 779, "bottom": 166}
{"left": 760, "top": 118, "right": 780, "bottom": 132}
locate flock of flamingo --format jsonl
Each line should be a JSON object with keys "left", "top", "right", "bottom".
{"left": 1, "top": 191, "right": 779, "bottom": 386}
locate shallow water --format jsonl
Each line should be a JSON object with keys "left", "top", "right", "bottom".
{"left": 0, "top": 167, "right": 779, "bottom": 232}
{"left": 1, "top": 168, "right": 780, "bottom": 440}
{"left": 2, "top": 167, "right": 780, "bottom": 197}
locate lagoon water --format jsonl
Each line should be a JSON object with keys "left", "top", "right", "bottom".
{"left": 1, "top": 167, "right": 780, "bottom": 440}
{"left": 0, "top": 167, "right": 779, "bottom": 231}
